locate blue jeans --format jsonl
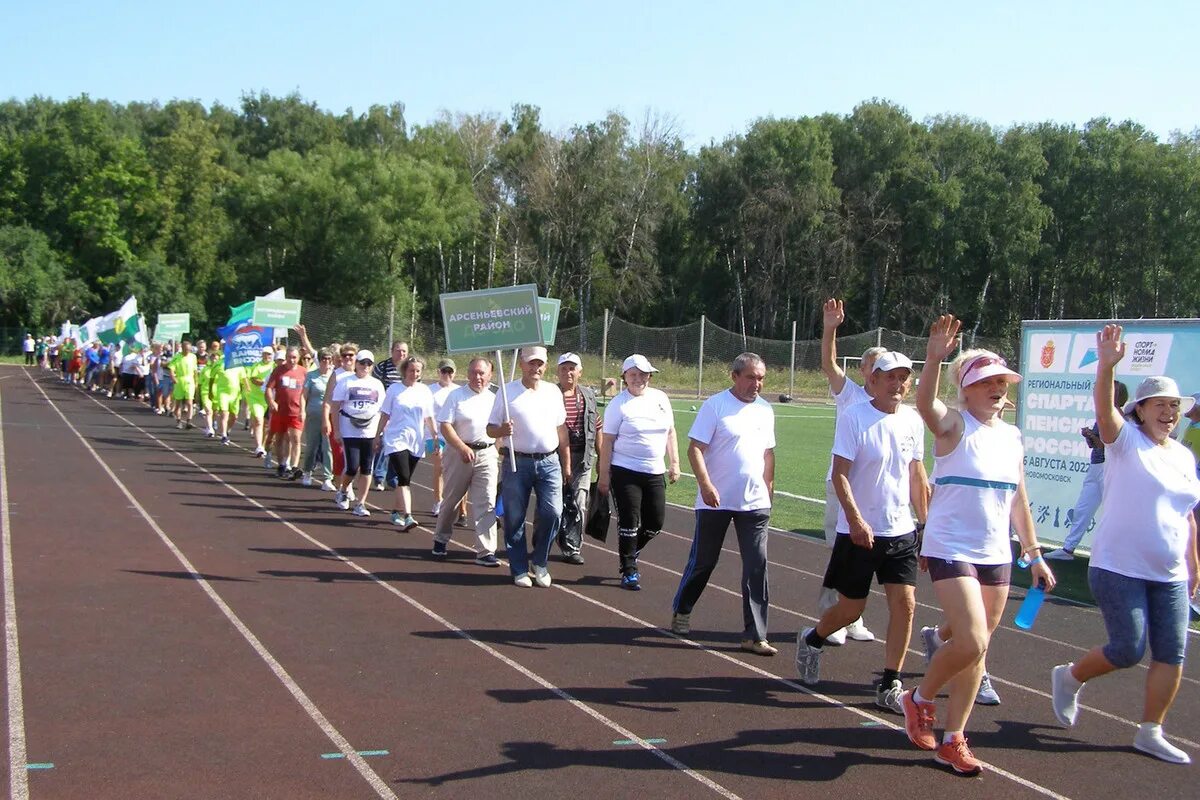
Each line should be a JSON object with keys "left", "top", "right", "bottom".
{"left": 372, "top": 447, "right": 389, "bottom": 484}
{"left": 1089, "top": 566, "right": 1189, "bottom": 667}
{"left": 501, "top": 454, "right": 563, "bottom": 577}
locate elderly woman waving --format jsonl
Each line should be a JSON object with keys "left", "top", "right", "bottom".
{"left": 1051, "top": 324, "right": 1200, "bottom": 764}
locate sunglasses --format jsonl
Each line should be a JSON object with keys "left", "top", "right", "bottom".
{"left": 358, "top": 360, "right": 374, "bottom": 366}
{"left": 319, "top": 356, "right": 333, "bottom": 361}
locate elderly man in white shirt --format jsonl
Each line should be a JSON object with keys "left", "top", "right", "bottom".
{"left": 433, "top": 357, "right": 501, "bottom": 566}
{"left": 671, "top": 352, "right": 778, "bottom": 656}
{"left": 488, "top": 346, "right": 571, "bottom": 588}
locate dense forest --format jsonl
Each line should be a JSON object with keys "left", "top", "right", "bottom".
{"left": 1, "top": 93, "right": 1198, "bottom": 342}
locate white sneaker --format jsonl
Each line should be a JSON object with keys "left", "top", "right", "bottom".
{"left": 921, "top": 626, "right": 943, "bottom": 665}
{"left": 1044, "top": 548, "right": 1076, "bottom": 561}
{"left": 300, "top": 474, "right": 313, "bottom": 487}
{"left": 352, "top": 504, "right": 370, "bottom": 517}
{"left": 1051, "top": 663, "right": 1082, "bottom": 726}
{"left": 334, "top": 491, "right": 350, "bottom": 511}
{"left": 319, "top": 479, "right": 337, "bottom": 492}
{"left": 1134, "top": 724, "right": 1191, "bottom": 764}
{"left": 845, "top": 617, "right": 875, "bottom": 642}
{"left": 531, "top": 565, "right": 552, "bottom": 588}
{"left": 264, "top": 454, "right": 273, "bottom": 468}
{"left": 825, "top": 627, "right": 847, "bottom": 647}
{"left": 514, "top": 574, "right": 533, "bottom": 588}
{"left": 346, "top": 485, "right": 357, "bottom": 502}
{"left": 431, "top": 500, "right": 442, "bottom": 516}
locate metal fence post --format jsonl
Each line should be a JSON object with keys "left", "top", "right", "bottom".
{"left": 789, "top": 319, "right": 796, "bottom": 398}
{"left": 697, "top": 314, "right": 706, "bottom": 398}
{"left": 876, "top": 327, "right": 883, "bottom": 348}
{"left": 388, "top": 294, "right": 395, "bottom": 349}
{"left": 601, "top": 309, "right": 610, "bottom": 384}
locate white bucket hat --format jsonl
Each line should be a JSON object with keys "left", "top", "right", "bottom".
{"left": 1124, "top": 376, "right": 1195, "bottom": 416}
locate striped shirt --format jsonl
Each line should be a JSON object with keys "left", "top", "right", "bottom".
{"left": 371, "top": 358, "right": 402, "bottom": 388}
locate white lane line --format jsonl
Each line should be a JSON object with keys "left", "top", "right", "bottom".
{"left": 676, "top": 470, "right": 824, "bottom": 504}
{"left": 61, "top": 384, "right": 743, "bottom": 800}
{"left": 77, "top": 390, "right": 1066, "bottom": 800}
{"left": 67, "top": 382, "right": 1200, "bottom": 751}
{"left": 27, "top": 378, "right": 399, "bottom": 800}
{"left": 0, "top": 386, "right": 30, "bottom": 800}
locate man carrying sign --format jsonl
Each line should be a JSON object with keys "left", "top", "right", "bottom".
{"left": 487, "top": 346, "right": 571, "bottom": 588}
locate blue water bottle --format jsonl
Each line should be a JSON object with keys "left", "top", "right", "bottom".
{"left": 1015, "top": 579, "right": 1046, "bottom": 630}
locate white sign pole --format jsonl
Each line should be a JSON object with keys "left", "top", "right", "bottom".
{"left": 496, "top": 349, "right": 517, "bottom": 472}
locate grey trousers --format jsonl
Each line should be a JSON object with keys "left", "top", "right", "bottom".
{"left": 672, "top": 509, "right": 771, "bottom": 641}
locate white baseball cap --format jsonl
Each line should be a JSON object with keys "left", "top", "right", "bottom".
{"left": 557, "top": 352, "right": 582, "bottom": 366}
{"left": 871, "top": 351, "right": 914, "bottom": 373}
{"left": 1124, "top": 376, "right": 1195, "bottom": 416}
{"left": 621, "top": 354, "right": 658, "bottom": 374}
{"left": 520, "top": 346, "right": 548, "bottom": 364}
{"left": 261, "top": 346, "right": 274, "bottom": 354}
{"left": 273, "top": 350, "right": 286, "bottom": 361}
{"left": 356, "top": 349, "right": 376, "bottom": 363}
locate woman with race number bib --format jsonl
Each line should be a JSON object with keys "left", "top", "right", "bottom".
{"left": 900, "top": 315, "right": 1055, "bottom": 776}
{"left": 328, "top": 350, "right": 386, "bottom": 517}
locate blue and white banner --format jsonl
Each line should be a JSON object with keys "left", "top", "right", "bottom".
{"left": 219, "top": 321, "right": 271, "bottom": 369}
{"left": 1019, "top": 318, "right": 1200, "bottom": 549}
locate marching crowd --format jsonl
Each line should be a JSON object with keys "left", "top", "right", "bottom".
{"left": 22, "top": 301, "right": 1200, "bottom": 775}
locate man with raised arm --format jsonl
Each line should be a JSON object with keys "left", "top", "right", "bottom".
{"left": 796, "top": 350, "right": 930, "bottom": 715}
{"left": 816, "top": 298, "right": 883, "bottom": 645}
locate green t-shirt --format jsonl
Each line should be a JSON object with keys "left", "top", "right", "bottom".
{"left": 243, "top": 361, "right": 274, "bottom": 404}
{"left": 215, "top": 365, "right": 243, "bottom": 397}
{"left": 169, "top": 352, "right": 198, "bottom": 384}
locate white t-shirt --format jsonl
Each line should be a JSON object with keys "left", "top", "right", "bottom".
{"left": 438, "top": 384, "right": 496, "bottom": 445}
{"left": 331, "top": 374, "right": 386, "bottom": 439}
{"left": 604, "top": 387, "right": 674, "bottom": 474}
{"left": 379, "top": 381, "right": 435, "bottom": 456}
{"left": 826, "top": 379, "right": 871, "bottom": 481}
{"left": 689, "top": 389, "right": 776, "bottom": 512}
{"left": 922, "top": 413, "right": 1023, "bottom": 565}
{"left": 431, "top": 382, "right": 459, "bottom": 418}
{"left": 489, "top": 379, "right": 566, "bottom": 454}
{"left": 1090, "top": 423, "right": 1200, "bottom": 582}
{"left": 832, "top": 401, "right": 924, "bottom": 537}
{"left": 120, "top": 352, "right": 143, "bottom": 375}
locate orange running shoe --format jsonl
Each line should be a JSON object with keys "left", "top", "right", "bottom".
{"left": 901, "top": 690, "right": 937, "bottom": 751}
{"left": 935, "top": 736, "right": 983, "bottom": 776}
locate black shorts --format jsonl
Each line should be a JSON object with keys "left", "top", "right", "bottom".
{"left": 387, "top": 451, "right": 421, "bottom": 487}
{"left": 927, "top": 559, "right": 1011, "bottom": 587}
{"left": 823, "top": 531, "right": 919, "bottom": 600}
{"left": 342, "top": 437, "right": 375, "bottom": 477}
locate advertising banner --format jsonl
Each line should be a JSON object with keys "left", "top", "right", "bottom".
{"left": 1018, "top": 318, "right": 1200, "bottom": 549}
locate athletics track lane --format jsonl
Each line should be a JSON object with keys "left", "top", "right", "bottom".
{"left": 3, "top": 365, "right": 1195, "bottom": 798}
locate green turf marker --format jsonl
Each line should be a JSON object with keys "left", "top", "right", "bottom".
{"left": 612, "top": 738, "right": 667, "bottom": 746}
{"left": 320, "top": 749, "right": 390, "bottom": 759}
{"left": 859, "top": 721, "right": 885, "bottom": 727}
{"left": 26, "top": 763, "right": 54, "bottom": 770}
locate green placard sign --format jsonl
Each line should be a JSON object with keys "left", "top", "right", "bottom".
{"left": 252, "top": 297, "right": 302, "bottom": 328}
{"left": 156, "top": 313, "right": 190, "bottom": 339}
{"left": 539, "top": 298, "right": 561, "bottom": 345}
{"left": 440, "top": 284, "right": 543, "bottom": 353}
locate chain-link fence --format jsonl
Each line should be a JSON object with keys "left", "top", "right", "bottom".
{"left": 554, "top": 313, "right": 1018, "bottom": 399}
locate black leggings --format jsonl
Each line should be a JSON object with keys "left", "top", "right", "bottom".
{"left": 342, "top": 437, "right": 375, "bottom": 476}
{"left": 387, "top": 451, "right": 421, "bottom": 487}
{"left": 611, "top": 464, "right": 666, "bottom": 575}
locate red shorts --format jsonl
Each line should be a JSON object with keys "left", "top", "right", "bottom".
{"left": 268, "top": 413, "right": 304, "bottom": 434}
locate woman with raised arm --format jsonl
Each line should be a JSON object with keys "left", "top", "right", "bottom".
{"left": 1051, "top": 324, "right": 1200, "bottom": 764}
{"left": 900, "top": 314, "right": 1055, "bottom": 776}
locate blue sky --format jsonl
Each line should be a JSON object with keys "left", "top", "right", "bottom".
{"left": 2, "top": 1, "right": 1196, "bottom": 147}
